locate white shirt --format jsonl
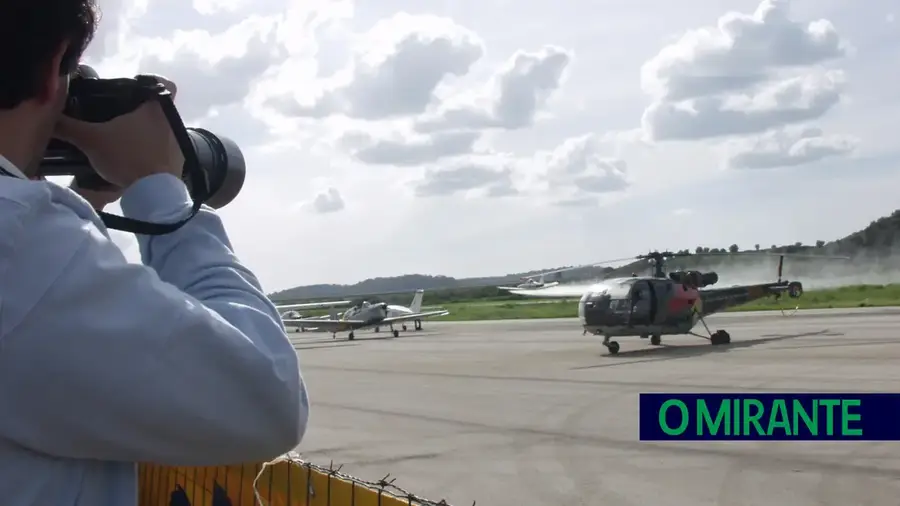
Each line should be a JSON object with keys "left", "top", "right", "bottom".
{"left": 0, "top": 157, "right": 309, "bottom": 505}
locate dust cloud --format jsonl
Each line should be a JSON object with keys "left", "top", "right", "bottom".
{"left": 547, "top": 254, "right": 900, "bottom": 294}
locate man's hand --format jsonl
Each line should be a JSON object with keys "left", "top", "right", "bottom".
{"left": 53, "top": 75, "right": 184, "bottom": 189}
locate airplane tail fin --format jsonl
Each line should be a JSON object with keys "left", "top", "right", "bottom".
{"left": 410, "top": 289, "right": 425, "bottom": 312}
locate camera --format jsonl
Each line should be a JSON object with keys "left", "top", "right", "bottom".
{"left": 37, "top": 65, "right": 247, "bottom": 235}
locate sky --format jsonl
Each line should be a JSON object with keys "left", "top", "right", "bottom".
{"left": 71, "top": 0, "right": 900, "bottom": 291}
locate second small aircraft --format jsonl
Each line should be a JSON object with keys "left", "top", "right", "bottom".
{"left": 277, "top": 290, "right": 450, "bottom": 340}
{"left": 497, "top": 264, "right": 611, "bottom": 291}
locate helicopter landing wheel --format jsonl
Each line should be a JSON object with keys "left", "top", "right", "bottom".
{"left": 606, "top": 341, "right": 620, "bottom": 355}
{"left": 393, "top": 329, "right": 399, "bottom": 337}
{"left": 710, "top": 330, "right": 730, "bottom": 346}
{"left": 650, "top": 334, "right": 661, "bottom": 346}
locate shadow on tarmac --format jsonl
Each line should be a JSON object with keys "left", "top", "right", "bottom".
{"left": 571, "top": 329, "right": 844, "bottom": 370}
{"left": 291, "top": 330, "right": 440, "bottom": 350}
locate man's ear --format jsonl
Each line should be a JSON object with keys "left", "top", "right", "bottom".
{"left": 37, "top": 41, "right": 70, "bottom": 105}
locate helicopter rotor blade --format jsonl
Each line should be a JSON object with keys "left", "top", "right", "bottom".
{"left": 584, "top": 256, "right": 644, "bottom": 267}
{"left": 687, "top": 251, "right": 850, "bottom": 260}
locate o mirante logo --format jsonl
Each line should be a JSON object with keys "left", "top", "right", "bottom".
{"left": 639, "top": 393, "right": 900, "bottom": 441}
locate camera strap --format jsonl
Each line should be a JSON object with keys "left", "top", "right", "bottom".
{"left": 91, "top": 79, "right": 210, "bottom": 236}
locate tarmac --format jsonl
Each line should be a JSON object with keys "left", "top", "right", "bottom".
{"left": 291, "top": 307, "right": 900, "bottom": 506}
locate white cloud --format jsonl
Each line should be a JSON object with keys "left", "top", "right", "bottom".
{"left": 311, "top": 187, "right": 345, "bottom": 213}
{"left": 76, "top": 0, "right": 897, "bottom": 289}
{"left": 727, "top": 125, "right": 858, "bottom": 169}
{"left": 136, "top": 17, "right": 286, "bottom": 122}
{"left": 406, "top": 132, "right": 630, "bottom": 203}
{"left": 343, "top": 130, "right": 481, "bottom": 166}
{"left": 643, "top": 70, "right": 845, "bottom": 141}
{"left": 414, "top": 45, "right": 572, "bottom": 132}
{"left": 268, "top": 12, "right": 484, "bottom": 121}
{"left": 641, "top": 0, "right": 846, "bottom": 102}
{"left": 413, "top": 162, "right": 517, "bottom": 198}
{"left": 640, "top": 0, "right": 851, "bottom": 144}
{"left": 541, "top": 134, "right": 630, "bottom": 204}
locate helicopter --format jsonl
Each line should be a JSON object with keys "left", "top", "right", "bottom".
{"left": 508, "top": 250, "right": 847, "bottom": 355}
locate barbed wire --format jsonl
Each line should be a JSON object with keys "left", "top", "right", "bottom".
{"left": 138, "top": 454, "right": 473, "bottom": 506}
{"left": 296, "top": 457, "right": 472, "bottom": 506}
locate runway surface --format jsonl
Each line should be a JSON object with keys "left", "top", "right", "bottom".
{"left": 291, "top": 308, "right": 900, "bottom": 506}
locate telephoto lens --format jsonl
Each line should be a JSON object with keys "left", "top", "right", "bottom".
{"left": 38, "top": 130, "right": 246, "bottom": 209}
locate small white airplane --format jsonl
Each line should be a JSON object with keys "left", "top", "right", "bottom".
{"left": 372, "top": 289, "right": 437, "bottom": 333}
{"left": 498, "top": 265, "right": 601, "bottom": 291}
{"left": 498, "top": 274, "right": 560, "bottom": 290}
{"left": 276, "top": 300, "right": 352, "bottom": 333}
{"left": 280, "top": 290, "right": 450, "bottom": 340}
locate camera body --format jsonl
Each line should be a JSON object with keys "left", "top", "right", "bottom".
{"left": 37, "top": 65, "right": 246, "bottom": 233}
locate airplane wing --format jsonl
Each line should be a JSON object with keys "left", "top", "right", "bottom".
{"left": 506, "top": 285, "right": 586, "bottom": 298}
{"left": 275, "top": 300, "right": 352, "bottom": 311}
{"left": 299, "top": 314, "right": 338, "bottom": 320}
{"left": 381, "top": 309, "right": 450, "bottom": 324}
{"left": 520, "top": 264, "right": 605, "bottom": 280}
{"left": 500, "top": 281, "right": 561, "bottom": 291}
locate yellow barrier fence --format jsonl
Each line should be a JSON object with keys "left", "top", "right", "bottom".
{"left": 138, "top": 453, "right": 459, "bottom": 506}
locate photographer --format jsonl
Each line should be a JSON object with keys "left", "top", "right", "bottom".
{"left": 0, "top": 1, "right": 308, "bottom": 503}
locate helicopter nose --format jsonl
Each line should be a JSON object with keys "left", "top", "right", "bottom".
{"left": 578, "top": 292, "right": 614, "bottom": 326}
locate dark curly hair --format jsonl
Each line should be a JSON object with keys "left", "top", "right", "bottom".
{"left": 0, "top": 0, "right": 99, "bottom": 109}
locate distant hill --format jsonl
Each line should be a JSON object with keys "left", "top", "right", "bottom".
{"left": 268, "top": 267, "right": 613, "bottom": 303}
{"left": 268, "top": 209, "right": 900, "bottom": 304}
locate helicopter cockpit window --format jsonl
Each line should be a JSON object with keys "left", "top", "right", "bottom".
{"left": 604, "top": 281, "right": 636, "bottom": 312}
{"left": 605, "top": 283, "right": 633, "bottom": 299}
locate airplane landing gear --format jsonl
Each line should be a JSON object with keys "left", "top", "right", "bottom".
{"left": 393, "top": 329, "right": 400, "bottom": 337}
{"left": 348, "top": 332, "right": 355, "bottom": 340}
{"left": 414, "top": 319, "right": 422, "bottom": 331}
{"left": 650, "top": 334, "right": 661, "bottom": 346}
{"left": 374, "top": 326, "right": 380, "bottom": 333}
{"left": 402, "top": 324, "right": 408, "bottom": 331}
{"left": 603, "top": 336, "right": 620, "bottom": 355}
